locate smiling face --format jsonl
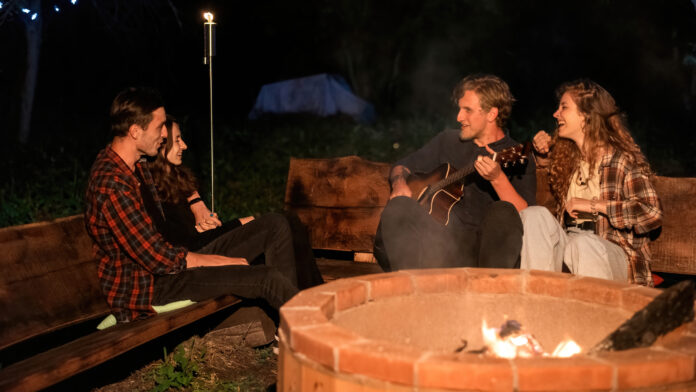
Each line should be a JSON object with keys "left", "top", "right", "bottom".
{"left": 165, "top": 122, "right": 187, "bottom": 166}
{"left": 136, "top": 107, "right": 167, "bottom": 157}
{"left": 457, "top": 90, "right": 491, "bottom": 142}
{"left": 554, "top": 92, "right": 586, "bottom": 146}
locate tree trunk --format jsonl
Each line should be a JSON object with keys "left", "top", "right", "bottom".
{"left": 18, "top": 0, "right": 42, "bottom": 144}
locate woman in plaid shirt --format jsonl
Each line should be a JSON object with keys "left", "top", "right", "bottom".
{"left": 520, "top": 79, "right": 662, "bottom": 286}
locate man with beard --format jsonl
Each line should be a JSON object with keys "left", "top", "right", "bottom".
{"left": 373, "top": 74, "right": 536, "bottom": 271}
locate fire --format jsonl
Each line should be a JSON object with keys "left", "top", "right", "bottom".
{"left": 480, "top": 320, "right": 581, "bottom": 358}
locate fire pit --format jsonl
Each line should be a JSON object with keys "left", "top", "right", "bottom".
{"left": 278, "top": 268, "right": 696, "bottom": 391}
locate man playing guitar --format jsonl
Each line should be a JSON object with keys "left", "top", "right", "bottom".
{"left": 374, "top": 74, "right": 536, "bottom": 271}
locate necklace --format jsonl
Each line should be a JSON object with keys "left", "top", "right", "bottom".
{"left": 576, "top": 170, "right": 587, "bottom": 186}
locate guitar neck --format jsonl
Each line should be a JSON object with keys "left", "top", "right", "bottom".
{"left": 430, "top": 151, "right": 497, "bottom": 192}
{"left": 431, "top": 165, "right": 475, "bottom": 191}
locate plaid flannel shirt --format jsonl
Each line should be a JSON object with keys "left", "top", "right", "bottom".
{"left": 560, "top": 150, "right": 662, "bottom": 286}
{"left": 85, "top": 147, "right": 187, "bottom": 322}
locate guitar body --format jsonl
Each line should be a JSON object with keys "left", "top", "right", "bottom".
{"left": 408, "top": 163, "right": 464, "bottom": 226}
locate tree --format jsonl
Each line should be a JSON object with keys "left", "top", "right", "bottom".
{"left": 1, "top": 0, "right": 42, "bottom": 143}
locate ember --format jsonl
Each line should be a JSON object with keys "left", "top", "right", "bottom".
{"left": 480, "top": 319, "right": 581, "bottom": 358}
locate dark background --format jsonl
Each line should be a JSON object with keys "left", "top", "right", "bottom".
{"left": 1, "top": 0, "right": 695, "bottom": 178}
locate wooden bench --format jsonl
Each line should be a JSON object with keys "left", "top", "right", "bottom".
{"left": 284, "top": 155, "right": 696, "bottom": 276}
{"left": 0, "top": 215, "right": 241, "bottom": 392}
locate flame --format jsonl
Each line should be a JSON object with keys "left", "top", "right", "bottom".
{"left": 551, "top": 339, "right": 582, "bottom": 357}
{"left": 480, "top": 319, "right": 581, "bottom": 358}
{"left": 203, "top": 12, "right": 214, "bottom": 22}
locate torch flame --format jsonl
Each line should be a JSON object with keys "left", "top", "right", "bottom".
{"left": 203, "top": 12, "right": 214, "bottom": 22}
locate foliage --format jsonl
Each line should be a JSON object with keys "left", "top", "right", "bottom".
{"left": 151, "top": 341, "right": 205, "bottom": 392}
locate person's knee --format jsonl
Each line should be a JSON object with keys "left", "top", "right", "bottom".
{"left": 380, "top": 196, "right": 419, "bottom": 226}
{"left": 520, "top": 206, "right": 552, "bottom": 226}
{"left": 487, "top": 201, "right": 519, "bottom": 222}
{"left": 261, "top": 212, "right": 292, "bottom": 235}
{"left": 484, "top": 201, "right": 522, "bottom": 233}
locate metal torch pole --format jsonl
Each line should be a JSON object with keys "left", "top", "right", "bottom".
{"left": 203, "top": 12, "right": 216, "bottom": 212}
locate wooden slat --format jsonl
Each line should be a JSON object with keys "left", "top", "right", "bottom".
{"left": 291, "top": 206, "right": 383, "bottom": 252}
{"left": 649, "top": 176, "right": 696, "bottom": 274}
{"left": 0, "top": 295, "right": 240, "bottom": 392}
{"left": 285, "top": 156, "right": 391, "bottom": 208}
{"left": 315, "top": 258, "right": 382, "bottom": 282}
{"left": 0, "top": 215, "right": 110, "bottom": 350}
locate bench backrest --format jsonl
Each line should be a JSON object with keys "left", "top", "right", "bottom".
{"left": 0, "top": 215, "right": 109, "bottom": 350}
{"left": 285, "top": 155, "right": 696, "bottom": 275}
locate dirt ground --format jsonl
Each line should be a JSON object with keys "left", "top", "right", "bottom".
{"left": 94, "top": 329, "right": 278, "bottom": 392}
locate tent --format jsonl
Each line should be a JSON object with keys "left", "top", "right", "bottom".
{"left": 248, "top": 74, "right": 376, "bottom": 123}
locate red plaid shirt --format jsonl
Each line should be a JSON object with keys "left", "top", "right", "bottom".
{"left": 85, "top": 147, "right": 187, "bottom": 322}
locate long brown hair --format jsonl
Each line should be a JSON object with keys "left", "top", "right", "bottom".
{"left": 548, "top": 79, "right": 652, "bottom": 212}
{"left": 149, "top": 115, "right": 199, "bottom": 204}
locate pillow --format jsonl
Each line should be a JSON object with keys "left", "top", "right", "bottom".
{"left": 97, "top": 300, "right": 196, "bottom": 330}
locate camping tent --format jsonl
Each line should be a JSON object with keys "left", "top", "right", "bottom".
{"left": 248, "top": 74, "right": 376, "bottom": 123}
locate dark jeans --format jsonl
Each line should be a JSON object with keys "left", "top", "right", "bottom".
{"left": 153, "top": 213, "right": 303, "bottom": 309}
{"left": 373, "top": 197, "right": 522, "bottom": 271}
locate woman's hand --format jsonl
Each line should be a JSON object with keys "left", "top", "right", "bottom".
{"left": 533, "top": 130, "right": 552, "bottom": 155}
{"left": 191, "top": 202, "right": 222, "bottom": 232}
{"left": 565, "top": 197, "right": 607, "bottom": 218}
{"left": 565, "top": 197, "right": 590, "bottom": 218}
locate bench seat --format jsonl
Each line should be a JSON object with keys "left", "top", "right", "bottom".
{"left": 0, "top": 215, "right": 240, "bottom": 392}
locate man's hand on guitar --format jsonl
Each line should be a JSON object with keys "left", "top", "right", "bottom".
{"left": 474, "top": 144, "right": 503, "bottom": 182}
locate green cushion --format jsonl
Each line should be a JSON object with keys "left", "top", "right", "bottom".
{"left": 96, "top": 300, "right": 196, "bottom": 330}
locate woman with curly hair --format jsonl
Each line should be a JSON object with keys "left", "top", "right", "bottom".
{"left": 520, "top": 79, "right": 662, "bottom": 286}
{"left": 143, "top": 115, "right": 323, "bottom": 292}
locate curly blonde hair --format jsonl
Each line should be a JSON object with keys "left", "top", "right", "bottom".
{"left": 548, "top": 79, "right": 652, "bottom": 213}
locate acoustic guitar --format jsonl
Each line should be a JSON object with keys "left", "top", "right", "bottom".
{"left": 407, "top": 143, "right": 531, "bottom": 225}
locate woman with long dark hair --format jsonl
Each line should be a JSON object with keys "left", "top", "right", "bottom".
{"left": 520, "top": 79, "right": 662, "bottom": 286}
{"left": 144, "top": 116, "right": 323, "bottom": 291}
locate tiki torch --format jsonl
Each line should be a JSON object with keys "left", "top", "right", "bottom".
{"left": 203, "top": 11, "right": 216, "bottom": 212}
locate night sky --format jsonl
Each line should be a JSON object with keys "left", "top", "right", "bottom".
{"left": 1, "top": 0, "right": 695, "bottom": 174}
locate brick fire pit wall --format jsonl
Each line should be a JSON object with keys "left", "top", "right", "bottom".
{"left": 278, "top": 268, "right": 696, "bottom": 391}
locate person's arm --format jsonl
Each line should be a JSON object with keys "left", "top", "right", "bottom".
{"left": 187, "top": 191, "right": 222, "bottom": 232}
{"left": 474, "top": 144, "right": 529, "bottom": 212}
{"left": 103, "top": 190, "right": 187, "bottom": 275}
{"left": 186, "top": 252, "right": 248, "bottom": 268}
{"left": 389, "top": 165, "right": 412, "bottom": 199}
{"left": 606, "top": 166, "right": 663, "bottom": 234}
{"left": 389, "top": 131, "right": 454, "bottom": 199}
